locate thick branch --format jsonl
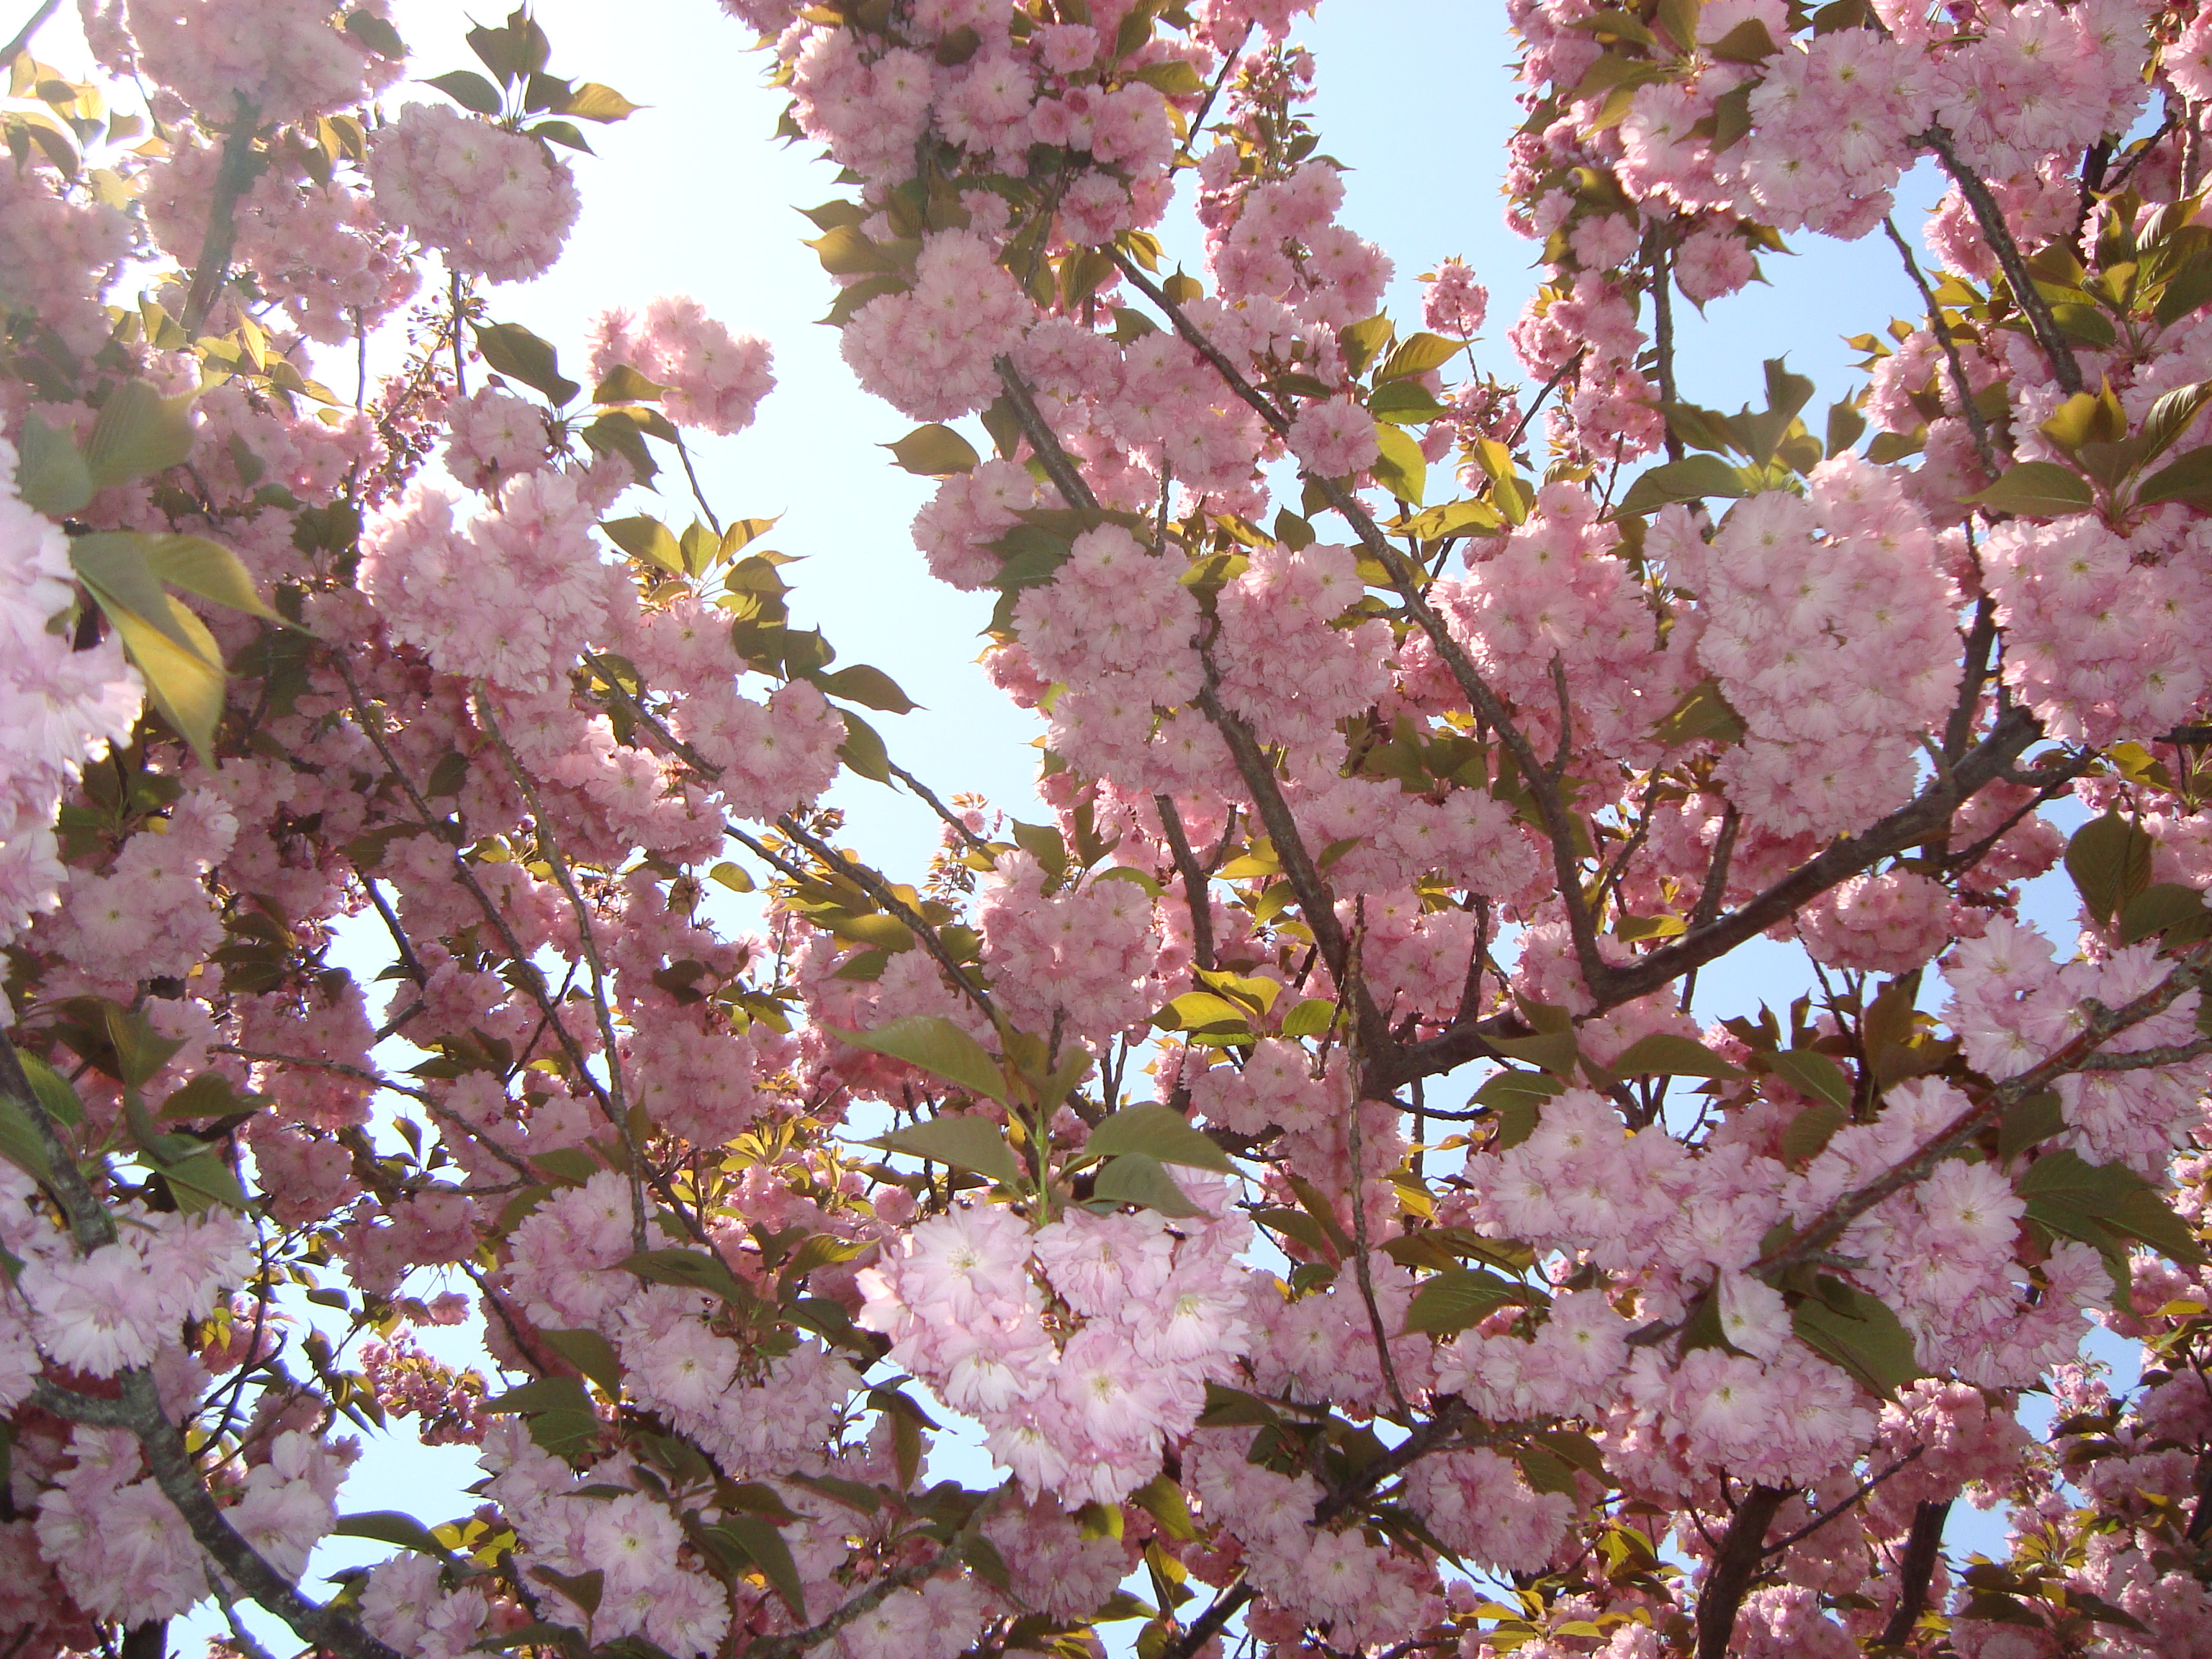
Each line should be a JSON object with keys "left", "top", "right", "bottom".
{"left": 1695, "top": 1484, "right": 1786, "bottom": 1659}
{"left": 181, "top": 114, "right": 264, "bottom": 337}
{"left": 1917, "top": 126, "right": 2084, "bottom": 396}
{"left": 1878, "top": 1498, "right": 1952, "bottom": 1647}
{"left": 1154, "top": 795, "right": 1217, "bottom": 971}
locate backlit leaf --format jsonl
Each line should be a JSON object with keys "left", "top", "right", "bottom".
{"left": 870, "top": 1115, "right": 1022, "bottom": 1185}
{"left": 1082, "top": 1104, "right": 1231, "bottom": 1172}
{"left": 830, "top": 1015, "right": 1006, "bottom": 1102}
{"left": 1967, "top": 462, "right": 2094, "bottom": 518}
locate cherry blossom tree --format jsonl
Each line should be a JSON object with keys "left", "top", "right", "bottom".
{"left": 6, "top": 0, "right": 2212, "bottom": 1655}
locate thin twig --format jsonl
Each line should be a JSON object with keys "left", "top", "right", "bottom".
{"left": 1883, "top": 215, "right": 2002, "bottom": 478}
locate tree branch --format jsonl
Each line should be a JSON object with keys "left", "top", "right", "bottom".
{"left": 1917, "top": 126, "right": 2084, "bottom": 396}
{"left": 1695, "top": 1483, "right": 1786, "bottom": 1659}
{"left": 1878, "top": 1498, "right": 1952, "bottom": 1647}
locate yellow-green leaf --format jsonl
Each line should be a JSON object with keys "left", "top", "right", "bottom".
{"left": 830, "top": 1015, "right": 1006, "bottom": 1102}
{"left": 144, "top": 534, "right": 280, "bottom": 620}
{"left": 1370, "top": 421, "right": 1427, "bottom": 503}
{"left": 868, "top": 1115, "right": 1022, "bottom": 1184}
{"left": 83, "top": 380, "right": 195, "bottom": 489}
{"left": 884, "top": 423, "right": 980, "bottom": 475}
{"left": 1082, "top": 1104, "right": 1231, "bottom": 1172}
{"left": 1967, "top": 462, "right": 2094, "bottom": 518}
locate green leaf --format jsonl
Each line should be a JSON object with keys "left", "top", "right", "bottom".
{"left": 1967, "top": 462, "right": 2094, "bottom": 518}
{"left": 1278, "top": 997, "right": 1337, "bottom": 1038}
{"left": 601, "top": 516, "right": 683, "bottom": 574}
{"left": 2049, "top": 301, "right": 2116, "bottom": 349}
{"left": 592, "top": 364, "right": 665, "bottom": 405}
{"left": 1606, "top": 1033, "right": 1743, "bottom": 1080}
{"left": 1092, "top": 1152, "right": 1202, "bottom": 1217}
{"left": 560, "top": 81, "right": 641, "bottom": 121}
{"left": 711, "top": 1516, "right": 806, "bottom": 1619}
{"left": 1082, "top": 1104, "right": 1231, "bottom": 1172}
{"left": 84, "top": 381, "right": 195, "bottom": 489}
{"left": 1403, "top": 1267, "right": 1522, "bottom": 1336}
{"left": 1768, "top": 1048, "right": 1852, "bottom": 1110}
{"left": 425, "top": 69, "right": 503, "bottom": 114}
{"left": 619, "top": 1248, "right": 756, "bottom": 1306}
{"left": 1339, "top": 314, "right": 1394, "bottom": 377}
{"left": 2138, "top": 381, "right": 2212, "bottom": 464}
{"left": 1706, "top": 16, "right": 1778, "bottom": 59}
{"left": 1375, "top": 332, "right": 1464, "bottom": 382}
{"left": 104, "top": 593, "right": 228, "bottom": 766}
{"left": 156, "top": 1146, "right": 251, "bottom": 1212}
{"left": 1368, "top": 380, "right": 1447, "bottom": 423}
{"left": 1513, "top": 1444, "right": 1580, "bottom": 1497}
{"left": 1614, "top": 452, "right": 1752, "bottom": 517}
{"left": 2118, "top": 882, "right": 2212, "bottom": 948}
{"left": 540, "top": 1328, "right": 622, "bottom": 1393}
{"left": 16, "top": 415, "right": 92, "bottom": 516}
{"left": 332, "top": 1511, "right": 459, "bottom": 1559}
{"left": 884, "top": 423, "right": 980, "bottom": 475}
{"left": 2020, "top": 1149, "right": 2206, "bottom": 1266}
{"left": 144, "top": 534, "right": 280, "bottom": 621}
{"left": 2134, "top": 444, "right": 2212, "bottom": 509}
{"left": 0, "top": 1094, "right": 55, "bottom": 1184}
{"left": 156, "top": 1069, "right": 256, "bottom": 1122}
{"left": 13, "top": 1050, "right": 83, "bottom": 1126}
{"left": 1997, "top": 1091, "right": 2066, "bottom": 1161}
{"left": 811, "top": 664, "right": 918, "bottom": 714}
{"left": 1130, "top": 1474, "right": 1197, "bottom": 1540}
{"left": 829, "top": 1015, "right": 1006, "bottom": 1102}
{"left": 343, "top": 10, "right": 407, "bottom": 58}
{"left": 473, "top": 323, "right": 580, "bottom": 406}
{"left": 1397, "top": 498, "right": 1503, "bottom": 539}
{"left": 1132, "top": 58, "right": 1205, "bottom": 96}
{"left": 810, "top": 716, "right": 880, "bottom": 794}
{"left": 868, "top": 1115, "right": 1022, "bottom": 1186}
{"left": 1651, "top": 677, "right": 1746, "bottom": 747}
{"left": 1370, "top": 422, "right": 1426, "bottom": 503}
{"left": 1790, "top": 1278, "right": 1923, "bottom": 1394}
{"left": 1779, "top": 1101, "right": 1845, "bottom": 1165}
{"left": 2065, "top": 811, "right": 2154, "bottom": 926}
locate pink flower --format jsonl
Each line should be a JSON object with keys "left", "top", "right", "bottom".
{"left": 1286, "top": 397, "right": 1380, "bottom": 477}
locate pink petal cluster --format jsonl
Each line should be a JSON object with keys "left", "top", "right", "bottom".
{"left": 367, "top": 106, "right": 582, "bottom": 284}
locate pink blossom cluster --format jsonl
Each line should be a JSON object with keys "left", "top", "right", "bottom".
{"left": 441, "top": 387, "right": 551, "bottom": 493}
{"left": 841, "top": 230, "right": 1035, "bottom": 421}
{"left": 857, "top": 1197, "right": 1252, "bottom": 1506}
{"left": 590, "top": 296, "right": 776, "bottom": 436}
{"left": 1979, "top": 512, "right": 2212, "bottom": 747}
{"left": 1185, "top": 1429, "right": 1443, "bottom": 1647}
{"left": 361, "top": 469, "right": 630, "bottom": 693}
{"left": 975, "top": 854, "right": 1164, "bottom": 1043}
{"left": 1653, "top": 458, "right": 1962, "bottom": 837}
{"left": 1945, "top": 917, "right": 2211, "bottom": 1174}
{"left": 122, "top": 0, "right": 391, "bottom": 122}
{"left": 1211, "top": 541, "right": 1391, "bottom": 760}
{"left": 367, "top": 105, "right": 582, "bottom": 284}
